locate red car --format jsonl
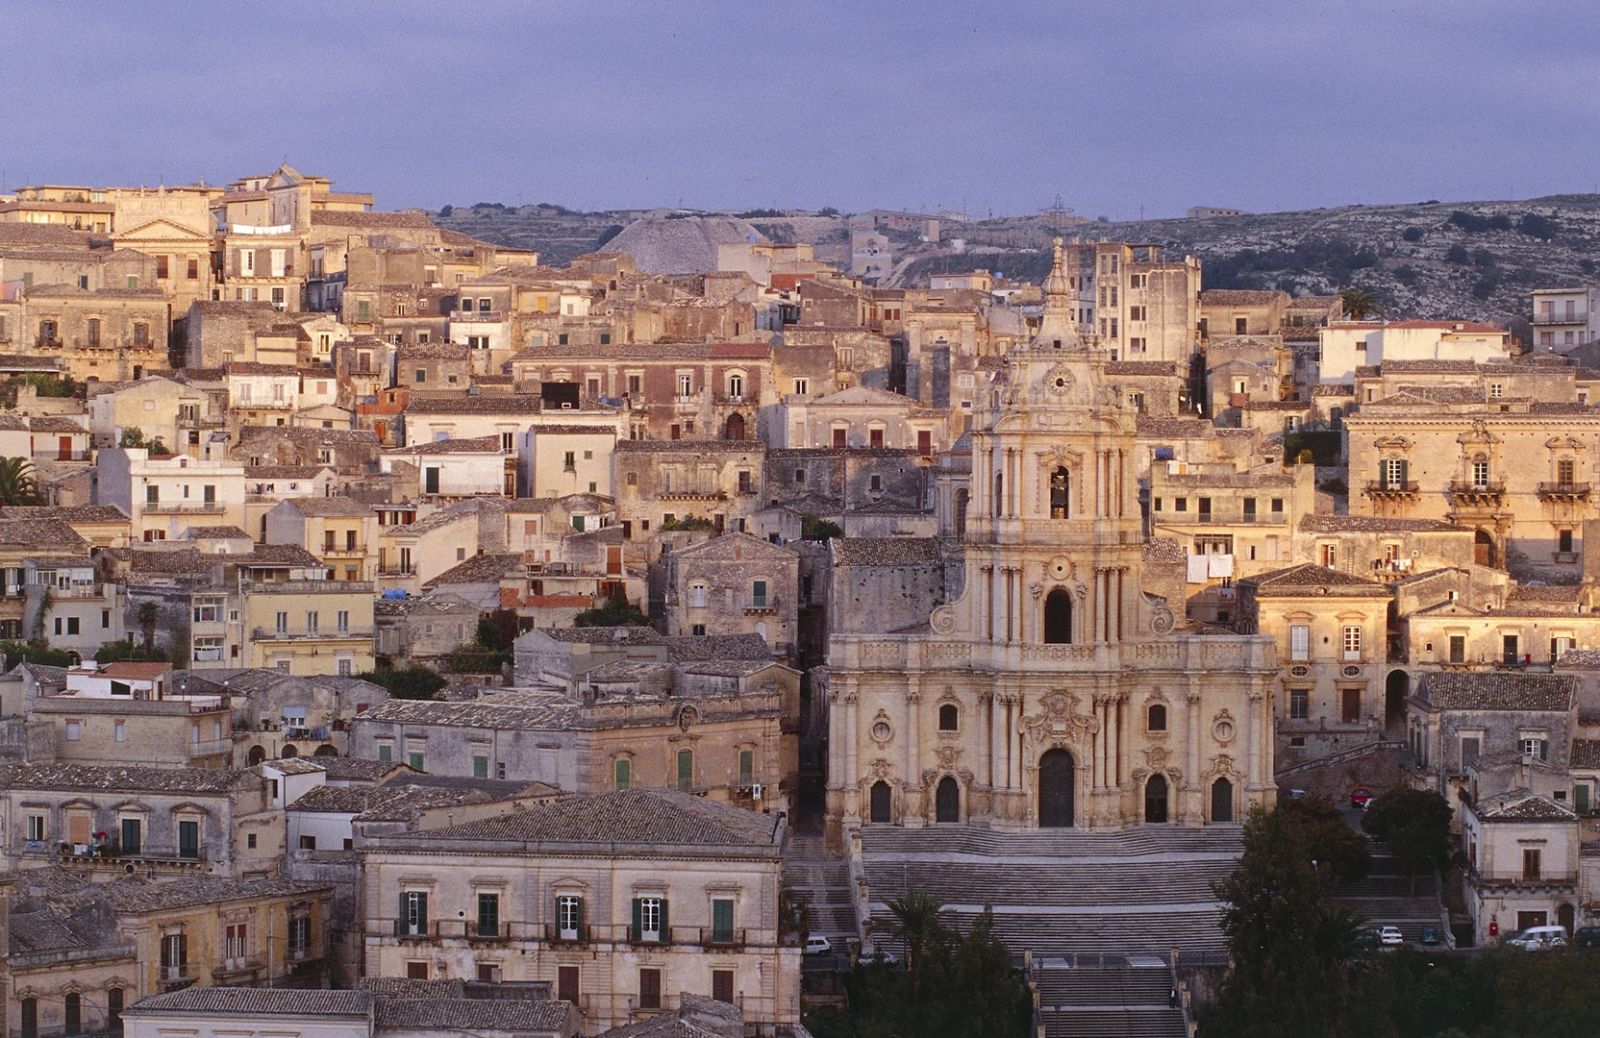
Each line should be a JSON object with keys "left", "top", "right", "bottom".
{"left": 1350, "top": 787, "right": 1374, "bottom": 809}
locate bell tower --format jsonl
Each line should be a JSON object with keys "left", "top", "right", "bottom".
{"left": 943, "top": 240, "right": 1146, "bottom": 647}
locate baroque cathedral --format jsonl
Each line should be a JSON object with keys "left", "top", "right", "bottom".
{"left": 825, "top": 240, "right": 1278, "bottom": 836}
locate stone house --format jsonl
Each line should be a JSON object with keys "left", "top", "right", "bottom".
{"left": 360, "top": 790, "right": 799, "bottom": 1033}
{"left": 665, "top": 533, "right": 799, "bottom": 653}
{"left": 1233, "top": 564, "right": 1395, "bottom": 765}
{"left": 1408, "top": 671, "right": 1575, "bottom": 803}
{"left": 374, "top": 592, "right": 481, "bottom": 669}
{"left": 777, "top": 386, "right": 948, "bottom": 456}
{"left": 764, "top": 447, "right": 930, "bottom": 521}
{"left": 96, "top": 448, "right": 247, "bottom": 543}
{"left": 265, "top": 496, "right": 380, "bottom": 582}
{"left": 1461, "top": 789, "right": 1580, "bottom": 942}
{"left": 826, "top": 537, "right": 945, "bottom": 637}
{"left": 1198, "top": 289, "right": 1289, "bottom": 339}
{"left": 612, "top": 439, "right": 764, "bottom": 541}
{"left": 30, "top": 662, "right": 235, "bottom": 769}
{"left": 0, "top": 761, "right": 281, "bottom": 878}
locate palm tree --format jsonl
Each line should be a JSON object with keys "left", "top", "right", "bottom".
{"left": 0, "top": 458, "right": 42, "bottom": 506}
{"left": 136, "top": 602, "right": 159, "bottom": 655}
{"left": 1340, "top": 287, "right": 1381, "bottom": 321}
{"left": 885, "top": 889, "right": 946, "bottom": 995}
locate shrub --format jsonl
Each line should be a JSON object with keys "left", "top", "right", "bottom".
{"left": 1445, "top": 243, "right": 1471, "bottom": 264}
{"left": 357, "top": 666, "right": 445, "bottom": 700}
{"left": 1401, "top": 227, "right": 1424, "bottom": 242}
{"left": 1517, "top": 212, "right": 1558, "bottom": 240}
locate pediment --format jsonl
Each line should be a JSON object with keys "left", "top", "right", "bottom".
{"left": 114, "top": 217, "right": 211, "bottom": 242}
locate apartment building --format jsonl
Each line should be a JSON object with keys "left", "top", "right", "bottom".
{"left": 1530, "top": 286, "right": 1600, "bottom": 352}
{"left": 97, "top": 448, "right": 247, "bottom": 542}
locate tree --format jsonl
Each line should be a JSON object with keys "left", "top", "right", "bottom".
{"left": 94, "top": 639, "right": 168, "bottom": 664}
{"left": 0, "top": 640, "right": 74, "bottom": 669}
{"left": 0, "top": 458, "right": 42, "bottom": 506}
{"left": 885, "top": 889, "right": 945, "bottom": 979}
{"left": 1445, "top": 243, "right": 1471, "bottom": 264}
{"left": 807, "top": 896, "right": 1029, "bottom": 1038}
{"left": 1203, "top": 806, "right": 1367, "bottom": 1038}
{"left": 1361, "top": 787, "right": 1451, "bottom": 894}
{"left": 802, "top": 515, "right": 843, "bottom": 541}
{"left": 1278, "top": 796, "right": 1370, "bottom": 886}
{"left": 475, "top": 608, "right": 521, "bottom": 652}
{"left": 1339, "top": 287, "right": 1380, "bottom": 320}
{"left": 135, "top": 602, "right": 159, "bottom": 654}
{"left": 572, "top": 591, "right": 651, "bottom": 628}
{"left": 357, "top": 666, "right": 445, "bottom": 700}
{"left": 119, "top": 427, "right": 147, "bottom": 448}
{"left": 1401, "top": 226, "right": 1424, "bottom": 242}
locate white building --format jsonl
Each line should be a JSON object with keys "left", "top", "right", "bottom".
{"left": 1530, "top": 286, "right": 1600, "bottom": 353}
{"left": 96, "top": 447, "right": 247, "bottom": 542}
{"left": 1318, "top": 320, "right": 1512, "bottom": 384}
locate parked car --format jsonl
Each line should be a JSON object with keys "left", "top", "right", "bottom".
{"left": 804, "top": 935, "right": 833, "bottom": 956}
{"left": 1576, "top": 926, "right": 1600, "bottom": 949}
{"left": 866, "top": 949, "right": 898, "bottom": 965}
{"left": 1378, "top": 925, "right": 1405, "bottom": 946}
{"left": 1353, "top": 929, "right": 1381, "bottom": 950}
{"left": 1420, "top": 926, "right": 1443, "bottom": 946}
{"left": 1504, "top": 925, "right": 1567, "bottom": 951}
{"left": 1350, "top": 787, "right": 1375, "bottom": 809}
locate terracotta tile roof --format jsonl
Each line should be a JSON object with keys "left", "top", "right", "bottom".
{"left": 394, "top": 788, "right": 781, "bottom": 849}
{"left": 356, "top": 695, "right": 582, "bottom": 731}
{"left": 0, "top": 504, "right": 127, "bottom": 523}
{"left": 1239, "top": 563, "right": 1389, "bottom": 595}
{"left": 288, "top": 782, "right": 499, "bottom": 819}
{"left": 1299, "top": 515, "right": 1463, "bottom": 533}
{"left": 1416, "top": 672, "right": 1574, "bottom": 712}
{"left": 1473, "top": 788, "right": 1576, "bottom": 822}
{"left": 1104, "top": 360, "right": 1177, "bottom": 375}
{"left": 0, "top": 518, "right": 89, "bottom": 550}
{"left": 124, "top": 989, "right": 370, "bottom": 1018}
{"left": 1572, "top": 739, "right": 1600, "bottom": 769}
{"left": 388, "top": 435, "right": 503, "bottom": 455}
{"left": 281, "top": 497, "right": 372, "bottom": 517}
{"left": 615, "top": 439, "right": 762, "bottom": 453}
{"left": 311, "top": 209, "right": 436, "bottom": 229}
{"left": 662, "top": 633, "right": 773, "bottom": 662}
{"left": 424, "top": 552, "right": 522, "bottom": 586}
{"left": 374, "top": 998, "right": 573, "bottom": 1031}
{"left": 832, "top": 537, "right": 941, "bottom": 565}
{"left": 0, "top": 762, "right": 245, "bottom": 793}
{"left": 1200, "top": 289, "right": 1287, "bottom": 305}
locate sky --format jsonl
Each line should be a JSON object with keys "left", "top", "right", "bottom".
{"left": 3, "top": 1, "right": 1597, "bottom": 220}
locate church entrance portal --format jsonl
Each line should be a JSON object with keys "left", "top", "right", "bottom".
{"left": 1038, "top": 749, "right": 1075, "bottom": 827}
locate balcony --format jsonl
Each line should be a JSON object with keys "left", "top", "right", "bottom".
{"left": 450, "top": 309, "right": 505, "bottom": 323}
{"left": 242, "top": 579, "right": 375, "bottom": 594}
{"left": 1363, "top": 480, "right": 1419, "bottom": 499}
{"left": 544, "top": 924, "right": 591, "bottom": 944}
{"left": 393, "top": 920, "right": 437, "bottom": 939}
{"left": 1533, "top": 311, "right": 1587, "bottom": 326}
{"left": 211, "top": 957, "right": 265, "bottom": 982}
{"left": 1537, "top": 481, "right": 1590, "bottom": 501}
{"left": 319, "top": 545, "right": 368, "bottom": 558}
{"left": 252, "top": 627, "right": 372, "bottom": 642}
{"left": 745, "top": 598, "right": 778, "bottom": 615}
{"left": 143, "top": 500, "right": 227, "bottom": 515}
{"left": 700, "top": 927, "right": 745, "bottom": 948}
{"left": 49, "top": 845, "right": 207, "bottom": 871}
{"left": 660, "top": 489, "right": 728, "bottom": 502}
{"left": 160, "top": 964, "right": 199, "bottom": 984}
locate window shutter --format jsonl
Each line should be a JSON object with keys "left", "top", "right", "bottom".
{"left": 576, "top": 897, "right": 585, "bottom": 937}
{"left": 178, "top": 933, "right": 187, "bottom": 964}
{"left": 398, "top": 892, "right": 408, "bottom": 925}
{"left": 417, "top": 892, "right": 428, "bottom": 929}
{"left": 478, "top": 896, "right": 492, "bottom": 935}
{"left": 631, "top": 898, "right": 642, "bottom": 941}
{"left": 1378, "top": 460, "right": 1387, "bottom": 486}
{"left": 1541, "top": 739, "right": 1550, "bottom": 761}
{"left": 659, "top": 899, "right": 669, "bottom": 942}
{"left": 1398, "top": 459, "right": 1408, "bottom": 485}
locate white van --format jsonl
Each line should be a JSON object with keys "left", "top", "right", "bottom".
{"left": 1504, "top": 924, "right": 1567, "bottom": 950}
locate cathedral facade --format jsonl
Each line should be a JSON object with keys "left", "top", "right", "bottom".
{"left": 825, "top": 241, "right": 1278, "bottom": 836}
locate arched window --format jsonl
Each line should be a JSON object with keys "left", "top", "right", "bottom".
{"left": 727, "top": 373, "right": 745, "bottom": 399}
{"left": 723, "top": 413, "right": 746, "bottom": 440}
{"left": 1147, "top": 704, "right": 1167, "bottom": 732}
{"left": 938, "top": 704, "right": 958, "bottom": 731}
{"left": 869, "top": 781, "right": 892, "bottom": 823}
{"left": 993, "top": 471, "right": 1003, "bottom": 517}
{"left": 1050, "top": 466, "right": 1070, "bottom": 519}
{"left": 1044, "top": 588, "right": 1073, "bottom": 644}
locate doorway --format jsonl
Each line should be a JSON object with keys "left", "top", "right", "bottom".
{"left": 935, "top": 776, "right": 960, "bottom": 823}
{"left": 1038, "top": 749, "right": 1075, "bottom": 827}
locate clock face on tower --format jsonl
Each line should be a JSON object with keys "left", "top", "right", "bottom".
{"left": 1045, "top": 365, "right": 1075, "bottom": 397}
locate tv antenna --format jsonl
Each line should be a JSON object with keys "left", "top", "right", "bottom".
{"left": 1047, "top": 193, "right": 1074, "bottom": 235}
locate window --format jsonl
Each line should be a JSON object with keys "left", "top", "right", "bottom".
{"left": 407, "top": 961, "right": 429, "bottom": 980}
{"left": 634, "top": 897, "right": 666, "bottom": 942}
{"left": 614, "top": 757, "right": 631, "bottom": 789}
{"left": 712, "top": 897, "right": 735, "bottom": 943}
{"left": 1320, "top": 543, "right": 1337, "bottom": 568}
{"left": 473, "top": 754, "right": 489, "bottom": 779}
{"left": 1522, "top": 736, "right": 1550, "bottom": 761}
{"left": 728, "top": 373, "right": 744, "bottom": 398}
{"left": 1504, "top": 634, "right": 1520, "bottom": 665}
{"left": 677, "top": 373, "right": 693, "bottom": 396}
{"left": 564, "top": 451, "right": 576, "bottom": 472}
{"left": 1449, "top": 635, "right": 1465, "bottom": 663}
{"left": 65, "top": 992, "right": 80, "bottom": 1036}
{"left": 738, "top": 748, "right": 754, "bottom": 785}
{"left": 161, "top": 930, "right": 187, "bottom": 977}
{"left": 751, "top": 579, "right": 768, "bottom": 609}
{"left": 376, "top": 742, "right": 393, "bottom": 763}
{"left": 1147, "top": 703, "right": 1167, "bottom": 731}
{"left": 225, "top": 922, "right": 248, "bottom": 962}
{"left": 558, "top": 895, "right": 584, "bottom": 940}
{"left": 1523, "top": 847, "right": 1541, "bottom": 880}
{"left": 1050, "top": 466, "right": 1070, "bottom": 519}
{"left": 306, "top": 611, "right": 319, "bottom": 635}
{"left": 1342, "top": 625, "right": 1362, "bottom": 660}
{"left": 640, "top": 967, "right": 662, "bottom": 1010}
{"left": 1289, "top": 689, "right": 1309, "bottom": 720}
{"left": 289, "top": 914, "right": 311, "bottom": 959}
{"left": 26, "top": 814, "right": 44, "bottom": 841}
{"left": 65, "top": 719, "right": 81, "bottom": 741}
{"left": 677, "top": 748, "right": 693, "bottom": 790}
{"left": 1558, "top": 458, "right": 1576, "bottom": 487}
{"left": 713, "top": 969, "right": 735, "bottom": 1004}
{"left": 1284, "top": 623, "right": 1310, "bottom": 661}
{"left": 476, "top": 892, "right": 500, "bottom": 937}
{"left": 400, "top": 891, "right": 429, "bottom": 936}
{"left": 407, "top": 751, "right": 424, "bottom": 771}
{"left": 178, "top": 819, "right": 199, "bottom": 859}
{"left": 938, "top": 703, "right": 959, "bottom": 731}
{"left": 275, "top": 611, "right": 288, "bottom": 634}
{"left": 337, "top": 610, "right": 349, "bottom": 633}
{"left": 1489, "top": 382, "right": 1504, "bottom": 399}
{"left": 792, "top": 378, "right": 809, "bottom": 396}
{"left": 1471, "top": 458, "right": 1490, "bottom": 489}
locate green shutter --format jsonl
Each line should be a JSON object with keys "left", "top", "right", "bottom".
{"left": 739, "top": 750, "right": 753, "bottom": 784}
{"left": 631, "top": 898, "right": 642, "bottom": 941}
{"left": 677, "top": 750, "right": 693, "bottom": 790}
{"left": 417, "top": 892, "right": 427, "bottom": 929}
{"left": 478, "top": 894, "right": 497, "bottom": 936}
{"left": 1577, "top": 784, "right": 1591, "bottom": 813}
{"left": 575, "top": 897, "right": 585, "bottom": 937}
{"left": 1398, "top": 459, "right": 1408, "bottom": 486}
{"left": 659, "top": 899, "right": 669, "bottom": 943}
{"left": 713, "top": 899, "right": 733, "bottom": 940}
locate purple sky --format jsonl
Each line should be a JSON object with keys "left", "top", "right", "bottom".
{"left": 4, "top": 1, "right": 1596, "bottom": 219}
